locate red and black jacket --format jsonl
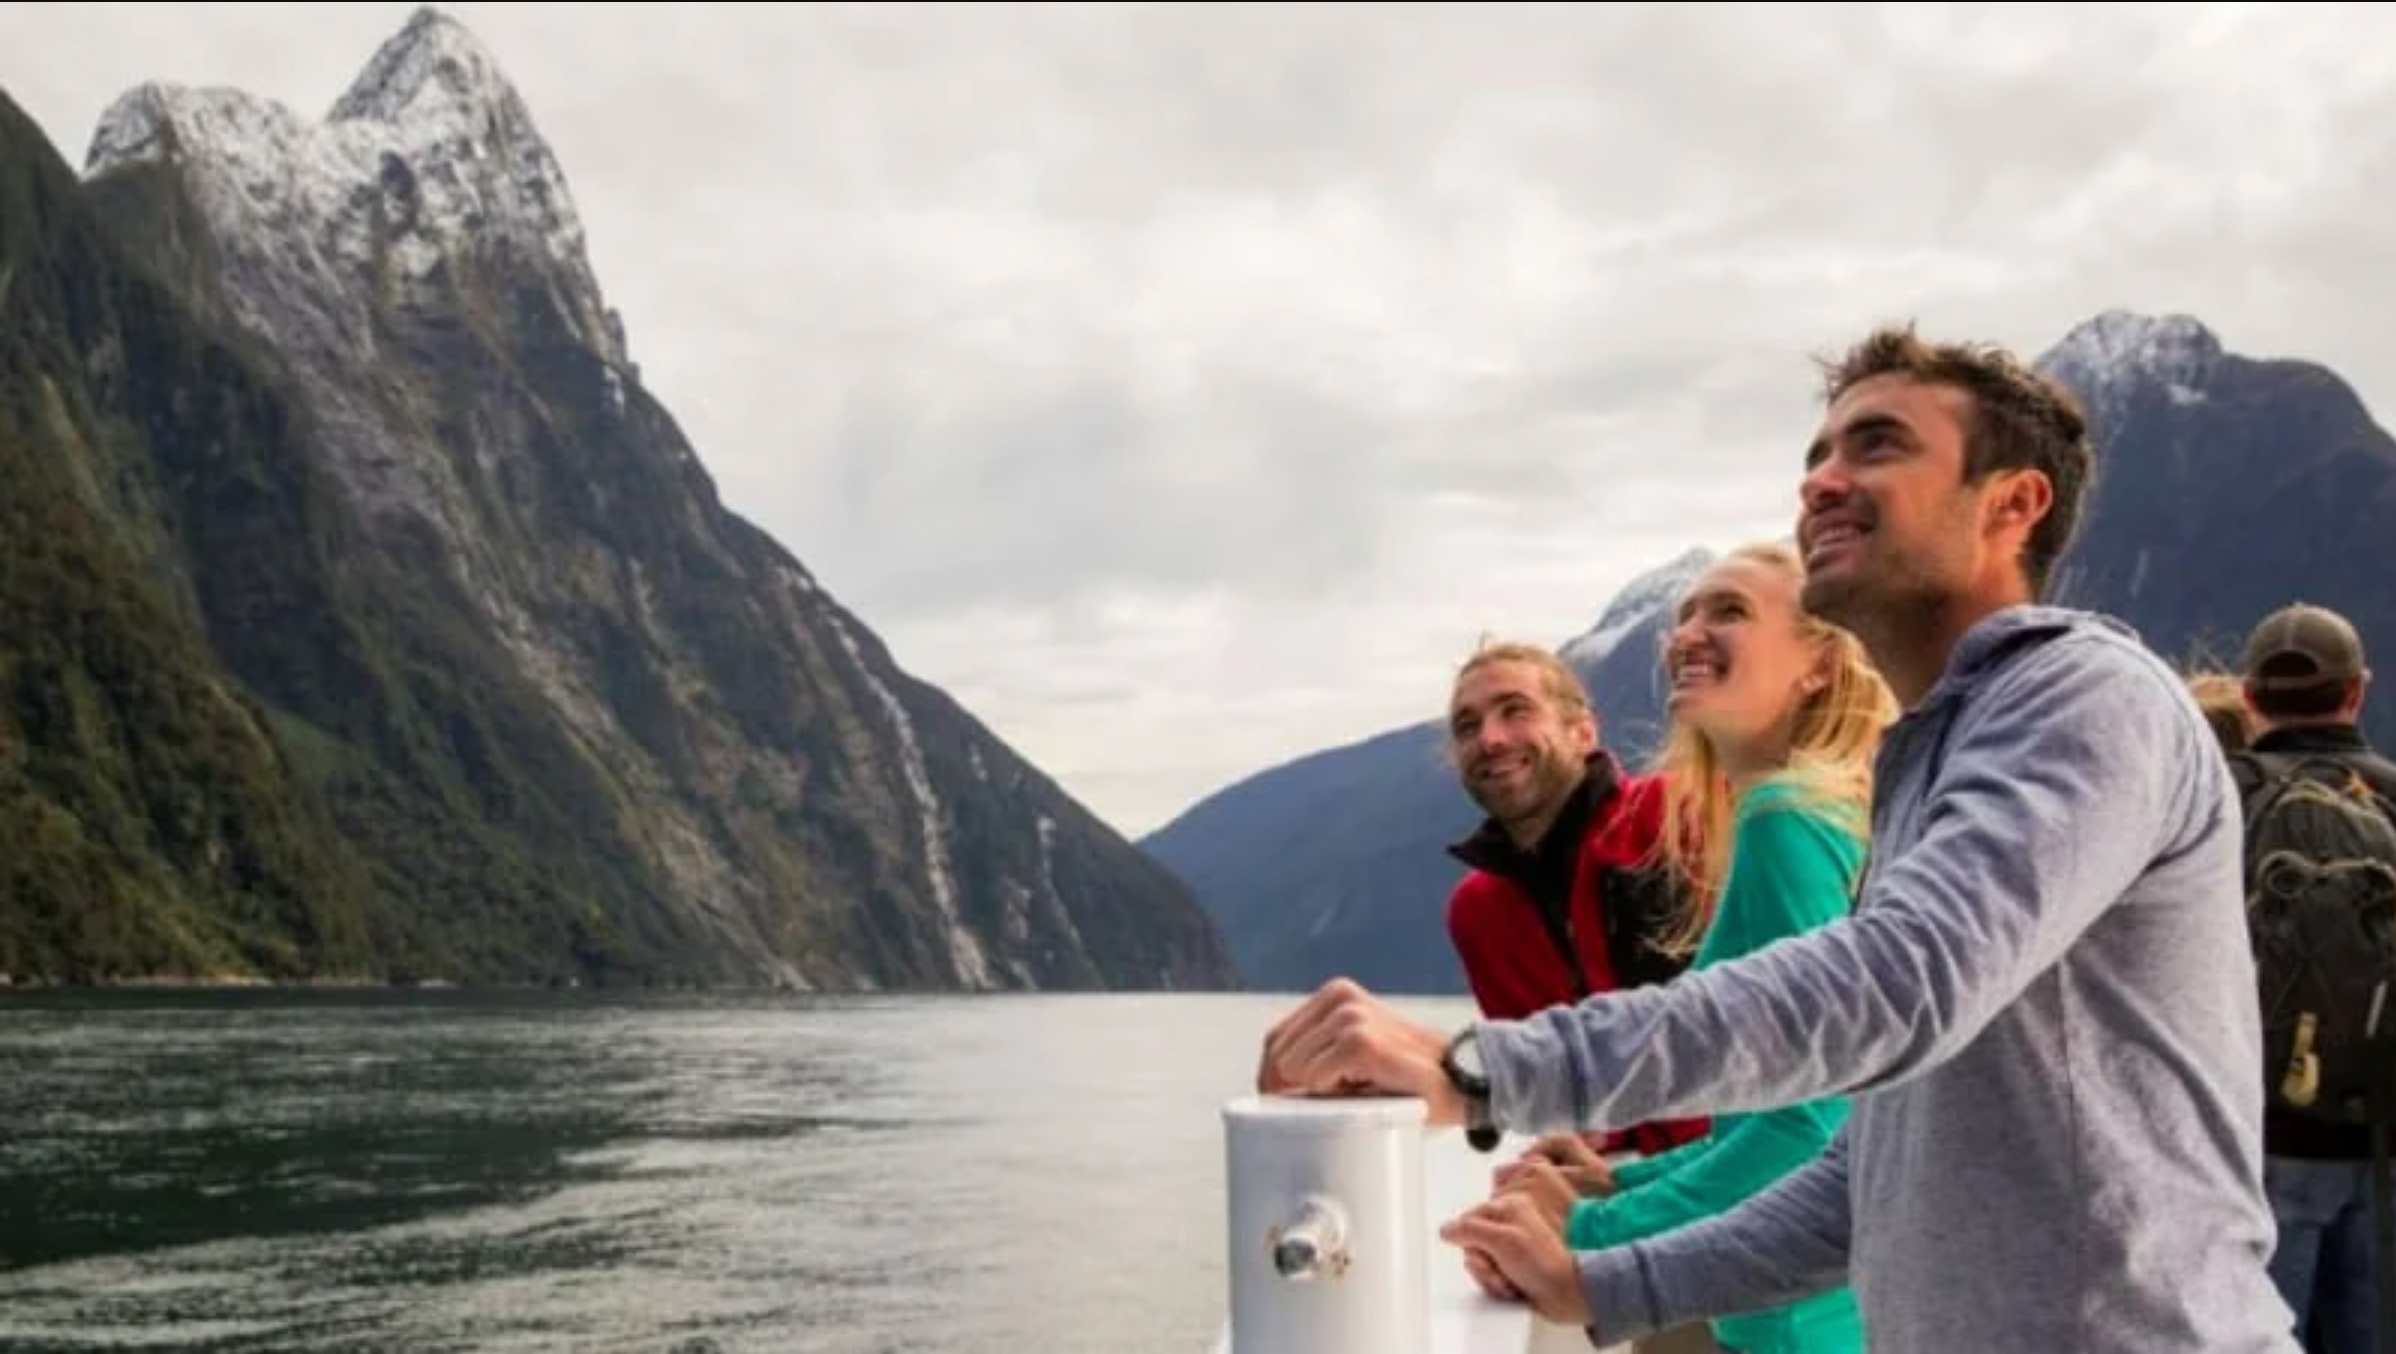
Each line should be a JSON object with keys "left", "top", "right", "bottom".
{"left": 1443, "top": 751, "right": 1708, "bottom": 1156}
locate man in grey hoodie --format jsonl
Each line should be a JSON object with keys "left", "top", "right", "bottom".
{"left": 1257, "top": 324, "right": 2298, "bottom": 1352}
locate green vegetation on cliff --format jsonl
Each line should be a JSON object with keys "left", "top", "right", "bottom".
{"left": 0, "top": 94, "right": 372, "bottom": 981}
{"left": 0, "top": 92, "right": 682, "bottom": 986}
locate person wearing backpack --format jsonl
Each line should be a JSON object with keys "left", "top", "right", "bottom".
{"left": 2232, "top": 602, "right": 2396, "bottom": 1354}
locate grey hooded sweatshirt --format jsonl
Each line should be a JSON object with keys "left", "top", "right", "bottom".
{"left": 1478, "top": 605, "right": 2297, "bottom": 1353}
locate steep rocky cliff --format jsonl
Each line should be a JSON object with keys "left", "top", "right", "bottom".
{"left": 0, "top": 92, "right": 376, "bottom": 982}
{"left": 2035, "top": 310, "right": 2396, "bottom": 683}
{"left": 0, "top": 8, "right": 1232, "bottom": 991}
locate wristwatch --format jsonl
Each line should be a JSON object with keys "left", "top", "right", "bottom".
{"left": 1441, "top": 1026, "right": 1500, "bottom": 1153}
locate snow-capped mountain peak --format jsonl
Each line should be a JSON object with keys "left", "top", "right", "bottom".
{"left": 2037, "top": 310, "right": 2223, "bottom": 429}
{"left": 82, "top": 4, "right": 619, "bottom": 367}
{"left": 1561, "top": 546, "right": 1717, "bottom": 669}
{"left": 330, "top": 5, "right": 511, "bottom": 127}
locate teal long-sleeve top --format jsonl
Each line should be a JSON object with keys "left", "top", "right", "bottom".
{"left": 1564, "top": 776, "right": 1866, "bottom": 1354}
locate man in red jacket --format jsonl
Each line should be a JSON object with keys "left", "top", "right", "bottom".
{"left": 1442, "top": 639, "right": 1707, "bottom": 1157}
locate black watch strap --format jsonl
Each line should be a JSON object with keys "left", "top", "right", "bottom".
{"left": 1443, "top": 1028, "right": 1500, "bottom": 1153}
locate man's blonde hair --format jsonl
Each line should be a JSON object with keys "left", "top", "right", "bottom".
{"left": 1452, "top": 638, "right": 1591, "bottom": 721}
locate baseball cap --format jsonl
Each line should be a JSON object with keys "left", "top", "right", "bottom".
{"left": 2240, "top": 603, "right": 2369, "bottom": 691}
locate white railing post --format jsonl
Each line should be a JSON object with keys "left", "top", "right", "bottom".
{"left": 1221, "top": 1095, "right": 1430, "bottom": 1354}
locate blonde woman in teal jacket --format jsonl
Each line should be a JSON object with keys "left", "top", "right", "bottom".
{"left": 1485, "top": 540, "right": 1895, "bottom": 1354}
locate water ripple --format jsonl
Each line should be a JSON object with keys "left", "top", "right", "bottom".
{"left": 0, "top": 988, "right": 1472, "bottom": 1353}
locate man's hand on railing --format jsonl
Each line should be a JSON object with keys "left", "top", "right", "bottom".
{"left": 1254, "top": 978, "right": 1465, "bottom": 1129}
{"left": 1440, "top": 1192, "right": 1590, "bottom": 1327}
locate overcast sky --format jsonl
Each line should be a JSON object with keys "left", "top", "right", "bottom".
{"left": 5, "top": 3, "right": 2393, "bottom": 837}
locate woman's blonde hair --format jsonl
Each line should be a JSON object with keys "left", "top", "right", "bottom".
{"left": 1647, "top": 540, "right": 1898, "bottom": 957}
{"left": 2183, "top": 669, "right": 2253, "bottom": 755}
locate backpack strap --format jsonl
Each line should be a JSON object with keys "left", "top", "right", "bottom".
{"left": 2231, "top": 749, "right": 2310, "bottom": 845}
{"left": 2233, "top": 750, "right": 2396, "bottom": 838}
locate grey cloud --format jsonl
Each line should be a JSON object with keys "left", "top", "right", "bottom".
{"left": 4, "top": 2, "right": 2391, "bottom": 834}
{"left": 804, "top": 361, "right": 1395, "bottom": 616}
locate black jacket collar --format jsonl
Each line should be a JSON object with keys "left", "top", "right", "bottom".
{"left": 2252, "top": 722, "right": 2371, "bottom": 757}
{"left": 1447, "top": 750, "right": 1622, "bottom": 879}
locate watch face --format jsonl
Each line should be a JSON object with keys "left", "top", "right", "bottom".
{"left": 1449, "top": 1028, "right": 1487, "bottom": 1081}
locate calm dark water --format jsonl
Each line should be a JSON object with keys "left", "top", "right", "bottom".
{"left": 0, "top": 988, "right": 1472, "bottom": 1353}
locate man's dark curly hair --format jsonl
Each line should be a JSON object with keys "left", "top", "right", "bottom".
{"left": 1817, "top": 324, "right": 2097, "bottom": 598}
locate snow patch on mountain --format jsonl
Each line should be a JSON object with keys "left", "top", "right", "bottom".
{"left": 1561, "top": 546, "right": 1717, "bottom": 671}
{"left": 83, "top": 5, "right": 623, "bottom": 366}
{"left": 2038, "top": 310, "right": 2222, "bottom": 434}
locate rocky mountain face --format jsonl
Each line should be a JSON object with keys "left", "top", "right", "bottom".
{"left": 1, "top": 94, "right": 377, "bottom": 982}
{"left": 0, "top": 8, "right": 1233, "bottom": 991}
{"left": 2034, "top": 311, "right": 2396, "bottom": 695}
{"left": 1146, "top": 311, "right": 2396, "bottom": 994}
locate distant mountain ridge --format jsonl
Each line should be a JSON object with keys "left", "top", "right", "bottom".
{"left": 1145, "top": 310, "right": 2396, "bottom": 994}
{"left": 0, "top": 7, "right": 1234, "bottom": 990}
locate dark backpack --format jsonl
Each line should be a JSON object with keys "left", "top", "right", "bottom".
{"left": 2233, "top": 750, "right": 2396, "bottom": 1126}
